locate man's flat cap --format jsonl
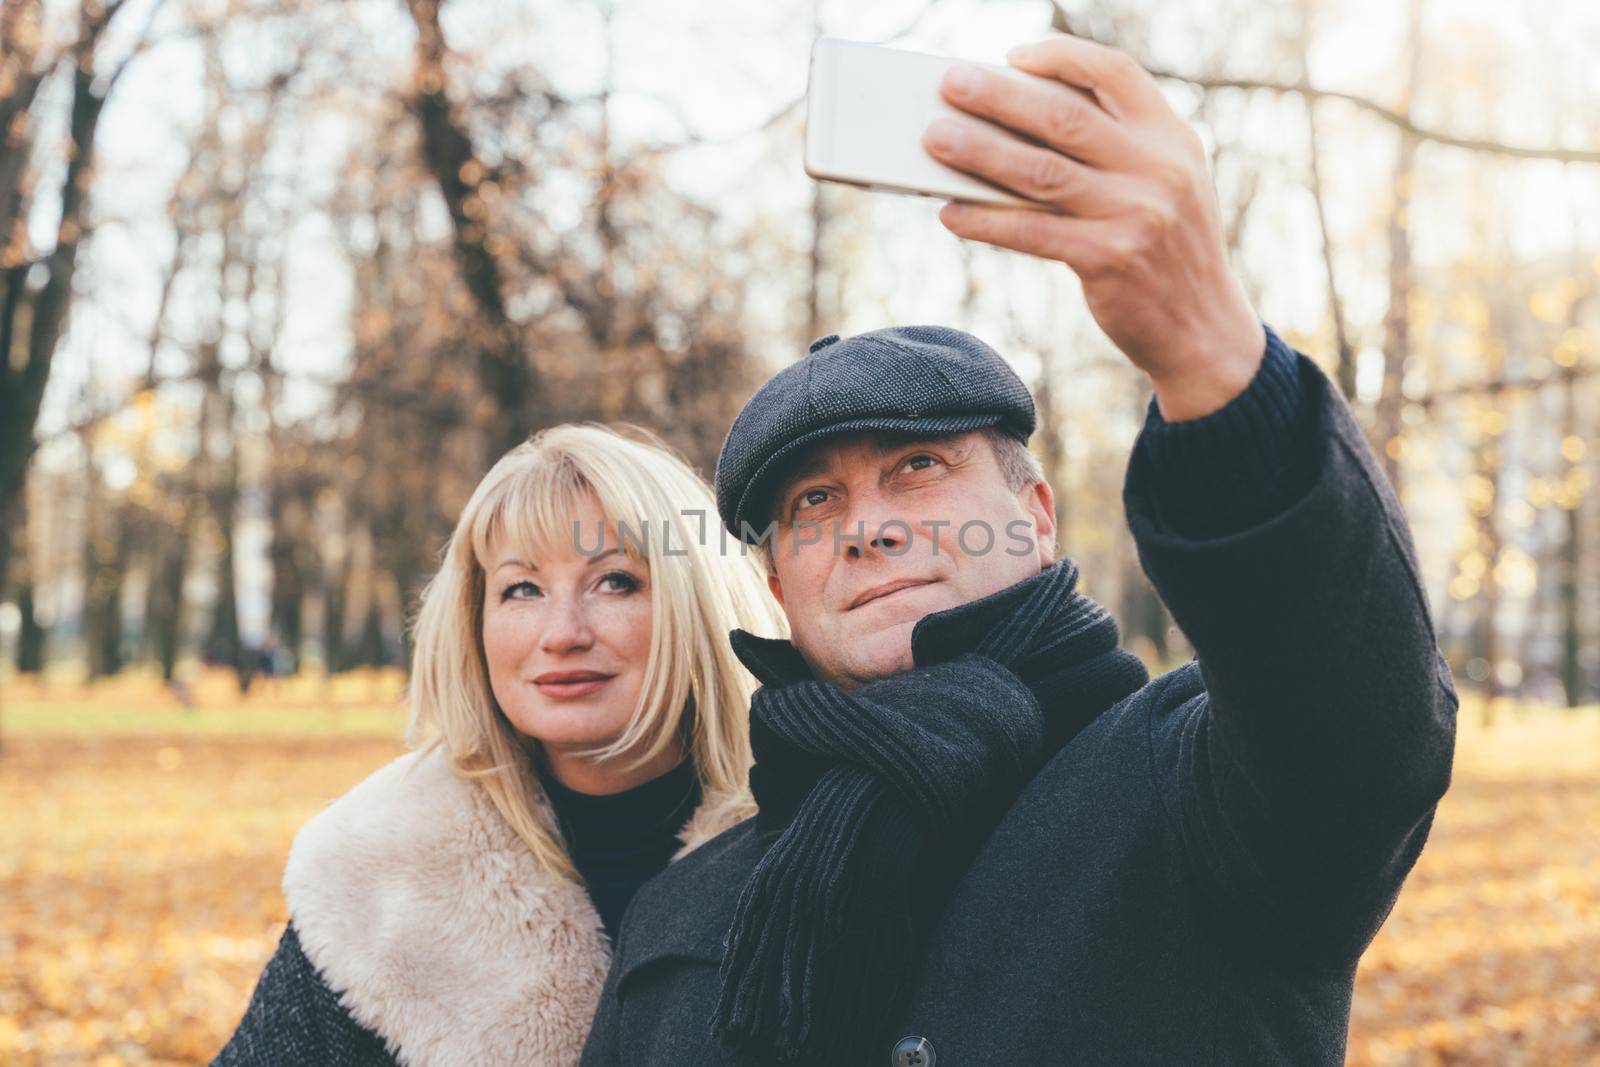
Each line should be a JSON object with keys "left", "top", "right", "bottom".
{"left": 714, "top": 324, "right": 1036, "bottom": 539}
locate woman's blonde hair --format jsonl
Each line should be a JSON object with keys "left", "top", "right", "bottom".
{"left": 407, "top": 423, "right": 787, "bottom": 881}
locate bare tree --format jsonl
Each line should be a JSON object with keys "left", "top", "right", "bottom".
{"left": 0, "top": 0, "right": 163, "bottom": 591}
{"left": 1555, "top": 236, "right": 1594, "bottom": 706}
{"left": 1295, "top": 0, "right": 1356, "bottom": 401}
{"left": 404, "top": 0, "right": 540, "bottom": 456}
{"left": 1372, "top": 0, "right": 1427, "bottom": 491}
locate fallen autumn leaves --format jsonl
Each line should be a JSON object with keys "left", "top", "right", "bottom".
{"left": 0, "top": 699, "right": 1595, "bottom": 1065}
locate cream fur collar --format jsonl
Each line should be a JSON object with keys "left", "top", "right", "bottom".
{"left": 283, "top": 747, "right": 742, "bottom": 1066}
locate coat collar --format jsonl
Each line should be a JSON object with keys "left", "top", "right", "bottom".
{"left": 727, "top": 628, "right": 813, "bottom": 688}
{"left": 283, "top": 747, "right": 743, "bottom": 1066}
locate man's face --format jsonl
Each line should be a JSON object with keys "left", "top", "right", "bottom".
{"left": 764, "top": 430, "right": 1056, "bottom": 688}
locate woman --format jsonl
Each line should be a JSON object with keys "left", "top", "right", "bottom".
{"left": 215, "top": 424, "right": 784, "bottom": 1066}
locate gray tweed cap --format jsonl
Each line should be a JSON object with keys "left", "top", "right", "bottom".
{"left": 713, "top": 324, "right": 1036, "bottom": 540}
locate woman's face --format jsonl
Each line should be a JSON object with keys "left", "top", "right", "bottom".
{"left": 481, "top": 494, "right": 662, "bottom": 792}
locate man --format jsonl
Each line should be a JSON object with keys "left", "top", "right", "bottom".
{"left": 581, "top": 33, "right": 1456, "bottom": 1066}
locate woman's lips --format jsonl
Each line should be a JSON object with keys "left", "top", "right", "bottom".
{"left": 533, "top": 675, "right": 615, "bottom": 698}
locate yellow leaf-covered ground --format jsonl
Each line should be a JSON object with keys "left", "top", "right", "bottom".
{"left": 1348, "top": 704, "right": 1600, "bottom": 1065}
{"left": 0, "top": 689, "right": 1595, "bottom": 1065}
{"left": 0, "top": 731, "right": 406, "bottom": 1065}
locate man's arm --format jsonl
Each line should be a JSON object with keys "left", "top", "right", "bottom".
{"left": 928, "top": 31, "right": 1456, "bottom": 961}
{"left": 1123, "top": 342, "right": 1457, "bottom": 962}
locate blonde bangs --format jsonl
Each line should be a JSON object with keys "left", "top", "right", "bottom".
{"left": 470, "top": 441, "right": 672, "bottom": 575}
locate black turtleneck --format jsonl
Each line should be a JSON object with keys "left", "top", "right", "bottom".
{"left": 539, "top": 758, "right": 701, "bottom": 942}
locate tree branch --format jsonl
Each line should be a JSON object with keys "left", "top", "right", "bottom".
{"left": 1172, "top": 74, "right": 1600, "bottom": 165}
{"left": 1049, "top": 3, "right": 1600, "bottom": 165}
{"left": 1409, "top": 364, "right": 1600, "bottom": 410}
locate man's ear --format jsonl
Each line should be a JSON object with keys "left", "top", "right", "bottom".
{"left": 767, "top": 567, "right": 786, "bottom": 609}
{"left": 1024, "top": 479, "right": 1057, "bottom": 564}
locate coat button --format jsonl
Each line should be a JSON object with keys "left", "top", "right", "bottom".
{"left": 891, "top": 1035, "right": 935, "bottom": 1067}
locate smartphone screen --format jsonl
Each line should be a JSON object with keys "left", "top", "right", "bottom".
{"left": 804, "top": 37, "right": 1052, "bottom": 211}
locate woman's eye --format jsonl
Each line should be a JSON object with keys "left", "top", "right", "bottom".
{"left": 601, "top": 572, "right": 636, "bottom": 598}
{"left": 501, "top": 580, "right": 540, "bottom": 601}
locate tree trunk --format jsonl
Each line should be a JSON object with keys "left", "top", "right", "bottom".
{"left": 4, "top": 500, "right": 45, "bottom": 673}
{"left": 405, "top": 0, "right": 538, "bottom": 456}
{"left": 270, "top": 526, "right": 306, "bottom": 675}
{"left": 1471, "top": 290, "right": 1511, "bottom": 724}
{"left": 1558, "top": 361, "right": 1584, "bottom": 707}
{"left": 356, "top": 596, "right": 387, "bottom": 669}
{"left": 1373, "top": 0, "right": 1426, "bottom": 491}
{"left": 0, "top": 47, "right": 114, "bottom": 593}
{"left": 1294, "top": 0, "right": 1357, "bottom": 401}
{"left": 16, "top": 579, "right": 46, "bottom": 674}
{"left": 323, "top": 549, "right": 353, "bottom": 674}
{"left": 145, "top": 514, "right": 192, "bottom": 683}
{"left": 207, "top": 459, "right": 252, "bottom": 694}
{"left": 82, "top": 452, "right": 129, "bottom": 679}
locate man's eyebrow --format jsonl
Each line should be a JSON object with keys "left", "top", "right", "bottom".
{"left": 777, "top": 455, "right": 831, "bottom": 493}
{"left": 773, "top": 433, "right": 967, "bottom": 500}
{"left": 875, "top": 432, "right": 962, "bottom": 453}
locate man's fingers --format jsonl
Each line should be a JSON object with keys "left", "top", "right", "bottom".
{"left": 923, "top": 117, "right": 1121, "bottom": 216}
{"left": 937, "top": 202, "right": 1116, "bottom": 271}
{"left": 937, "top": 63, "right": 1140, "bottom": 170}
{"left": 1005, "top": 35, "right": 1170, "bottom": 125}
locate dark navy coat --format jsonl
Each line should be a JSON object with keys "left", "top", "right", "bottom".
{"left": 582, "top": 356, "right": 1458, "bottom": 1066}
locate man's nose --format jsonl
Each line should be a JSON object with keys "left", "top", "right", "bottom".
{"left": 538, "top": 595, "right": 595, "bottom": 653}
{"left": 839, "top": 492, "right": 909, "bottom": 561}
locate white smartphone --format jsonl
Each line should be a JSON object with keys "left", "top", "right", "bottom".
{"left": 804, "top": 37, "right": 1052, "bottom": 211}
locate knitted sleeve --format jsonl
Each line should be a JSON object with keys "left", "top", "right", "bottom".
{"left": 1133, "top": 323, "right": 1314, "bottom": 539}
{"left": 212, "top": 923, "right": 397, "bottom": 1067}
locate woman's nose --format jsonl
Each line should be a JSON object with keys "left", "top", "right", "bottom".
{"left": 538, "top": 595, "right": 595, "bottom": 653}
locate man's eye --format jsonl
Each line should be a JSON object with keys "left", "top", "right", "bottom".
{"left": 793, "top": 488, "right": 830, "bottom": 512}
{"left": 904, "top": 453, "right": 940, "bottom": 472}
{"left": 599, "top": 571, "right": 640, "bottom": 593}
{"left": 502, "top": 580, "right": 540, "bottom": 601}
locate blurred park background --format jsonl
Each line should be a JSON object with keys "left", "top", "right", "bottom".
{"left": 1, "top": 0, "right": 1597, "bottom": 1062}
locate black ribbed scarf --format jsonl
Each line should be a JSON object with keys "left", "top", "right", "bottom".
{"left": 712, "top": 559, "right": 1150, "bottom": 1064}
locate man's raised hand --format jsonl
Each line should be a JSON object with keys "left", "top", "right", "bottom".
{"left": 922, "top": 35, "right": 1267, "bottom": 421}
